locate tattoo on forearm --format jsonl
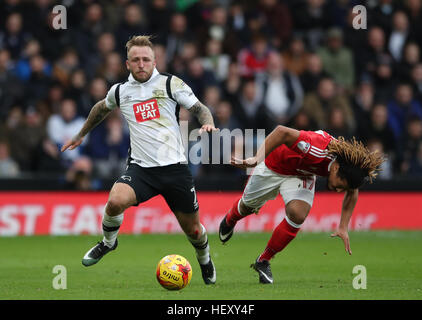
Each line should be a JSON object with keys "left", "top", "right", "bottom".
{"left": 77, "top": 99, "right": 111, "bottom": 139}
{"left": 189, "top": 101, "right": 215, "bottom": 126}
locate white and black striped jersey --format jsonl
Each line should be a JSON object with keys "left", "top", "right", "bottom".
{"left": 105, "top": 68, "right": 198, "bottom": 167}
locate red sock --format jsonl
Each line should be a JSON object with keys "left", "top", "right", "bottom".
{"left": 225, "top": 199, "right": 245, "bottom": 227}
{"left": 258, "top": 218, "right": 300, "bottom": 261}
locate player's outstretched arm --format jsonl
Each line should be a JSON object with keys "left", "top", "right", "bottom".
{"left": 188, "top": 101, "right": 218, "bottom": 134}
{"left": 330, "top": 188, "right": 359, "bottom": 255}
{"left": 61, "top": 99, "right": 112, "bottom": 152}
{"left": 231, "top": 125, "right": 300, "bottom": 169}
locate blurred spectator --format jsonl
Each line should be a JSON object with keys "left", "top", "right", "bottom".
{"left": 85, "top": 32, "right": 117, "bottom": 79}
{"left": 15, "top": 39, "right": 42, "bottom": 81}
{"left": 352, "top": 80, "right": 375, "bottom": 135}
{"left": 0, "top": 12, "right": 31, "bottom": 60}
{"left": 184, "top": 0, "right": 214, "bottom": 31}
{"left": 227, "top": 1, "right": 250, "bottom": 47}
{"left": 73, "top": 3, "right": 107, "bottom": 64}
{"left": 96, "top": 52, "right": 126, "bottom": 86}
{"left": 182, "top": 57, "right": 218, "bottom": 99}
{"left": 223, "top": 62, "right": 242, "bottom": 98}
{"left": 396, "top": 42, "right": 421, "bottom": 82}
{"left": 367, "top": 138, "right": 393, "bottom": 180}
{"left": 35, "top": 8, "right": 72, "bottom": 61}
{"left": 403, "top": 0, "right": 422, "bottom": 45}
{"left": 258, "top": 52, "right": 303, "bottom": 129}
{"left": 357, "top": 26, "right": 390, "bottom": 82}
{"left": 214, "top": 100, "right": 241, "bottom": 131}
{"left": 154, "top": 44, "right": 168, "bottom": 73}
{"left": 397, "top": 116, "right": 422, "bottom": 174}
{"left": 203, "top": 85, "right": 222, "bottom": 113}
{"left": 77, "top": 77, "right": 109, "bottom": 117}
{"left": 288, "top": 110, "right": 317, "bottom": 131}
{"left": 370, "top": 0, "right": 396, "bottom": 35}
{"left": 411, "top": 63, "right": 422, "bottom": 101}
{"left": 46, "top": 99, "right": 86, "bottom": 166}
{"left": 281, "top": 35, "right": 308, "bottom": 76}
{"left": 0, "top": 140, "right": 19, "bottom": 177}
{"left": 290, "top": 0, "right": 332, "bottom": 50}
{"left": 257, "top": 0, "right": 293, "bottom": 49}
{"left": 196, "top": 5, "right": 240, "bottom": 60}
{"left": 408, "top": 141, "right": 422, "bottom": 176}
{"left": 5, "top": 106, "right": 48, "bottom": 171}
{"left": 343, "top": 6, "right": 369, "bottom": 77}
{"left": 26, "top": 54, "right": 52, "bottom": 105}
{"left": 387, "top": 11, "right": 412, "bottom": 62}
{"left": 0, "top": 49, "right": 23, "bottom": 120}
{"left": 317, "top": 27, "right": 355, "bottom": 92}
{"left": 85, "top": 111, "right": 129, "bottom": 179}
{"left": 201, "top": 39, "right": 231, "bottom": 82}
{"left": 372, "top": 53, "right": 396, "bottom": 102}
{"left": 326, "top": 107, "right": 353, "bottom": 140}
{"left": 147, "top": 0, "right": 172, "bottom": 41}
{"left": 115, "top": 3, "right": 149, "bottom": 57}
{"left": 299, "top": 53, "right": 330, "bottom": 93}
{"left": 231, "top": 78, "right": 268, "bottom": 131}
{"left": 53, "top": 48, "right": 80, "bottom": 87}
{"left": 357, "top": 103, "right": 396, "bottom": 154}
{"left": 64, "top": 156, "right": 94, "bottom": 190}
{"left": 302, "top": 77, "right": 355, "bottom": 133}
{"left": 237, "top": 34, "right": 273, "bottom": 78}
{"left": 387, "top": 83, "right": 422, "bottom": 141}
{"left": 165, "top": 13, "right": 194, "bottom": 66}
{"left": 102, "top": 0, "right": 131, "bottom": 31}
{"left": 44, "top": 82, "right": 63, "bottom": 115}
{"left": 66, "top": 69, "right": 89, "bottom": 116}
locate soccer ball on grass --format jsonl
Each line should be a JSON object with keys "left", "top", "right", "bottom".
{"left": 156, "top": 254, "right": 192, "bottom": 290}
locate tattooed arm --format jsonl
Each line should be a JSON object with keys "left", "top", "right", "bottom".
{"left": 61, "top": 99, "right": 112, "bottom": 151}
{"left": 188, "top": 101, "right": 218, "bottom": 134}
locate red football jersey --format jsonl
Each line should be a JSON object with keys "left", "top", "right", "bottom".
{"left": 264, "top": 130, "right": 336, "bottom": 177}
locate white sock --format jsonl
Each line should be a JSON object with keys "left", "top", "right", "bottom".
{"left": 102, "top": 212, "right": 124, "bottom": 248}
{"left": 187, "top": 224, "right": 210, "bottom": 265}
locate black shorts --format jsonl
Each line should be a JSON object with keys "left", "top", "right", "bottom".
{"left": 116, "top": 163, "right": 199, "bottom": 214}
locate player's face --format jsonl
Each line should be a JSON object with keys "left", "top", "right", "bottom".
{"left": 327, "top": 162, "right": 349, "bottom": 193}
{"left": 126, "top": 46, "right": 156, "bottom": 83}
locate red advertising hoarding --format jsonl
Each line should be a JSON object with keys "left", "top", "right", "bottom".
{"left": 0, "top": 191, "right": 421, "bottom": 235}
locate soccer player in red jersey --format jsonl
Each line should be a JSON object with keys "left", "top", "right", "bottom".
{"left": 219, "top": 125, "right": 384, "bottom": 284}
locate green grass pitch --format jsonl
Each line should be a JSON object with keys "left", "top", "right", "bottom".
{"left": 1, "top": 231, "right": 421, "bottom": 300}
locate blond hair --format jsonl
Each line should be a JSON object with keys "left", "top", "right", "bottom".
{"left": 328, "top": 137, "right": 385, "bottom": 183}
{"left": 125, "top": 35, "right": 154, "bottom": 57}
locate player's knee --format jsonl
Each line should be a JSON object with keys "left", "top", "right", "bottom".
{"left": 185, "top": 223, "right": 203, "bottom": 240}
{"left": 239, "top": 200, "right": 255, "bottom": 215}
{"left": 286, "top": 207, "right": 307, "bottom": 225}
{"left": 107, "top": 196, "right": 129, "bottom": 215}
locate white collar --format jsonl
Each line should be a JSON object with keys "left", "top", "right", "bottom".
{"left": 327, "top": 156, "right": 337, "bottom": 173}
{"left": 128, "top": 68, "right": 159, "bottom": 85}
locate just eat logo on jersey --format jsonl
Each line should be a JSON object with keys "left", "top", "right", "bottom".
{"left": 133, "top": 99, "right": 160, "bottom": 122}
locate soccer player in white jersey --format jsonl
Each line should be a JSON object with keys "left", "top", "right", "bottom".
{"left": 61, "top": 35, "right": 218, "bottom": 284}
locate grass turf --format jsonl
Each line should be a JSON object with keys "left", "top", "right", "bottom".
{"left": 0, "top": 231, "right": 421, "bottom": 300}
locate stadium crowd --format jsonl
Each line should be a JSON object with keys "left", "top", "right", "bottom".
{"left": 1, "top": 0, "right": 422, "bottom": 189}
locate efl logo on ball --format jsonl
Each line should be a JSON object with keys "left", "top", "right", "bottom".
{"left": 156, "top": 254, "right": 192, "bottom": 290}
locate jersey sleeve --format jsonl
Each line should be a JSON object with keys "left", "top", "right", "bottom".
{"left": 105, "top": 83, "right": 119, "bottom": 110}
{"left": 290, "top": 130, "right": 333, "bottom": 159}
{"left": 170, "top": 76, "right": 199, "bottom": 109}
